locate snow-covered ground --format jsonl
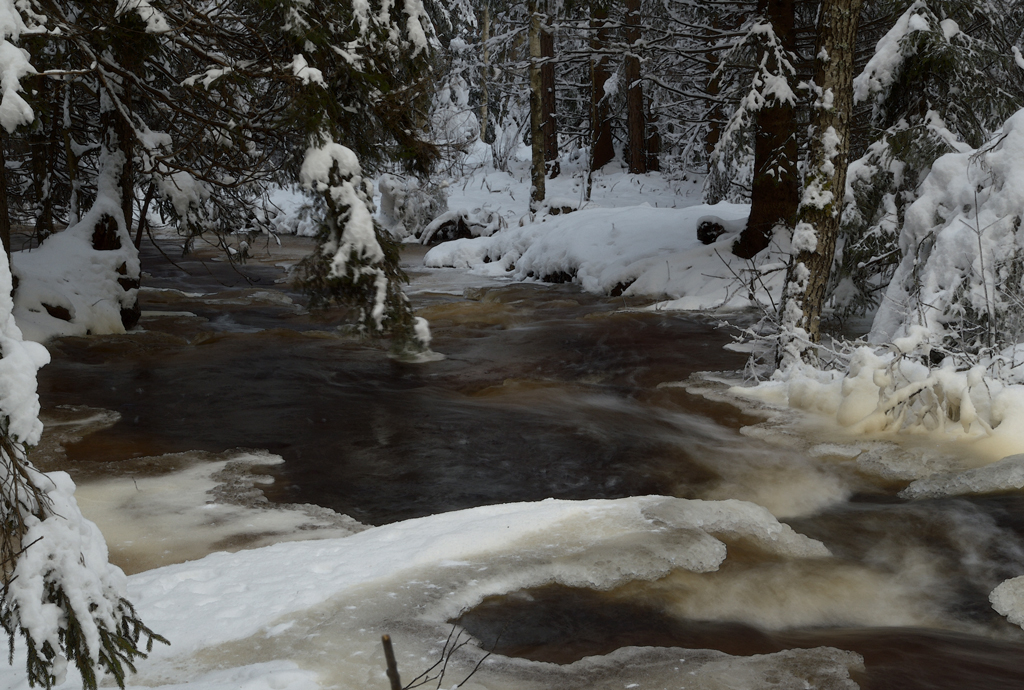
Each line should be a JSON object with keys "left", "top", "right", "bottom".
{"left": 420, "top": 142, "right": 785, "bottom": 311}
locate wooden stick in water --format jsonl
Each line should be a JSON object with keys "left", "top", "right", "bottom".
{"left": 382, "top": 634, "right": 402, "bottom": 690}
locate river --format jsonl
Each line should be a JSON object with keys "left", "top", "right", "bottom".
{"left": 27, "top": 234, "right": 1024, "bottom": 690}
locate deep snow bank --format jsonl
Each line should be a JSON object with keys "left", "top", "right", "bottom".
{"left": 423, "top": 202, "right": 779, "bottom": 308}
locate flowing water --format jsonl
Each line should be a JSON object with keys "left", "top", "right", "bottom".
{"left": 29, "top": 235, "right": 1024, "bottom": 689}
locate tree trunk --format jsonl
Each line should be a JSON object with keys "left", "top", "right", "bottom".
{"left": 528, "top": 0, "right": 545, "bottom": 210}
{"left": 119, "top": 82, "right": 135, "bottom": 233}
{"left": 96, "top": 86, "right": 142, "bottom": 331}
{"left": 646, "top": 111, "right": 661, "bottom": 171}
{"left": 625, "top": 0, "right": 646, "bottom": 174}
{"left": 63, "top": 86, "right": 81, "bottom": 227}
{"left": 705, "top": 17, "right": 724, "bottom": 158}
{"left": 540, "top": 4, "right": 559, "bottom": 178}
{"left": 480, "top": 2, "right": 490, "bottom": 143}
{"left": 732, "top": 0, "right": 798, "bottom": 259}
{"left": 0, "top": 134, "right": 11, "bottom": 265}
{"left": 589, "top": 1, "right": 614, "bottom": 173}
{"left": 780, "top": 0, "right": 864, "bottom": 362}
{"left": 29, "top": 133, "right": 53, "bottom": 240}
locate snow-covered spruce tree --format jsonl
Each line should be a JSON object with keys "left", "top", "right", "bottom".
{"left": 298, "top": 143, "right": 430, "bottom": 351}
{"left": 273, "top": 0, "right": 438, "bottom": 352}
{"left": 0, "top": 6, "right": 165, "bottom": 688}
{"left": 834, "top": 0, "right": 1024, "bottom": 322}
{"left": 778, "top": 0, "right": 863, "bottom": 366}
{"left": 870, "top": 108, "right": 1024, "bottom": 369}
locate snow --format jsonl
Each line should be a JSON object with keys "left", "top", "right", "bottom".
{"left": 426, "top": 203, "right": 757, "bottom": 305}
{"left": 419, "top": 148, "right": 766, "bottom": 310}
{"left": 300, "top": 141, "right": 383, "bottom": 278}
{"left": 0, "top": 238, "right": 45, "bottom": 450}
{"left": 0, "top": 0, "right": 36, "bottom": 133}
{"left": 856, "top": 2, "right": 921, "bottom": 103}
{"left": 402, "top": 0, "right": 430, "bottom": 55}
{"left": 901, "top": 454, "right": 1024, "bottom": 499}
{"left": 871, "top": 107, "right": 1024, "bottom": 347}
{"left": 13, "top": 194, "right": 139, "bottom": 342}
{"left": 8, "top": 471, "right": 132, "bottom": 674}
{"left": 125, "top": 497, "right": 824, "bottom": 654}
{"left": 2, "top": 496, "right": 865, "bottom": 690}
{"left": 264, "top": 186, "right": 318, "bottom": 237}
{"left": 300, "top": 143, "right": 361, "bottom": 185}
{"left": 792, "top": 222, "right": 818, "bottom": 253}
{"left": 116, "top": 0, "right": 171, "bottom": 33}
{"left": 155, "top": 170, "right": 210, "bottom": 221}
{"left": 289, "top": 54, "right": 325, "bottom": 86}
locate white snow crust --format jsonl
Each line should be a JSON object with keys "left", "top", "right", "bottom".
{"left": 0, "top": 496, "right": 862, "bottom": 690}
{"left": 902, "top": 454, "right": 1024, "bottom": 499}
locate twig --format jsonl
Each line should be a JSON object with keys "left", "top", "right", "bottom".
{"left": 382, "top": 635, "right": 402, "bottom": 690}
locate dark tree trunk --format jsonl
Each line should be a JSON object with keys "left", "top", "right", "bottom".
{"left": 118, "top": 83, "right": 135, "bottom": 233}
{"left": 0, "top": 134, "right": 11, "bottom": 265}
{"left": 732, "top": 0, "right": 798, "bottom": 259}
{"left": 540, "top": 8, "right": 559, "bottom": 178}
{"left": 781, "top": 0, "right": 864, "bottom": 361}
{"left": 646, "top": 112, "right": 661, "bottom": 172}
{"left": 589, "top": 1, "right": 614, "bottom": 172}
{"left": 480, "top": 3, "right": 490, "bottom": 142}
{"left": 528, "top": 0, "right": 545, "bottom": 210}
{"left": 705, "top": 18, "right": 724, "bottom": 158}
{"left": 96, "top": 86, "right": 141, "bottom": 330}
{"left": 625, "top": 0, "right": 646, "bottom": 174}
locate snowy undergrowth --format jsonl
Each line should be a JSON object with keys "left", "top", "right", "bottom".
{"left": 739, "top": 108, "right": 1024, "bottom": 465}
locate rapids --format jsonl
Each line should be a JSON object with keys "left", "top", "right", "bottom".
{"left": 26, "top": 235, "right": 1024, "bottom": 690}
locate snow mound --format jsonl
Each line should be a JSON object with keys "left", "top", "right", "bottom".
{"left": 14, "top": 197, "right": 140, "bottom": 342}
{"left": 425, "top": 203, "right": 760, "bottom": 305}
{"left": 901, "top": 454, "right": 1024, "bottom": 499}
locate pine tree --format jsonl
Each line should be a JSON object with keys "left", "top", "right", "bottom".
{"left": 835, "top": 0, "right": 1024, "bottom": 322}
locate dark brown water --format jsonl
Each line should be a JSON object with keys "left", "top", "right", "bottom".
{"left": 34, "top": 235, "right": 1024, "bottom": 690}
{"left": 40, "top": 239, "right": 748, "bottom": 523}
{"left": 458, "top": 585, "right": 1024, "bottom": 689}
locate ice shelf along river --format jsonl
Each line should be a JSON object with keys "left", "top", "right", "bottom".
{"left": 13, "top": 234, "right": 1024, "bottom": 690}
